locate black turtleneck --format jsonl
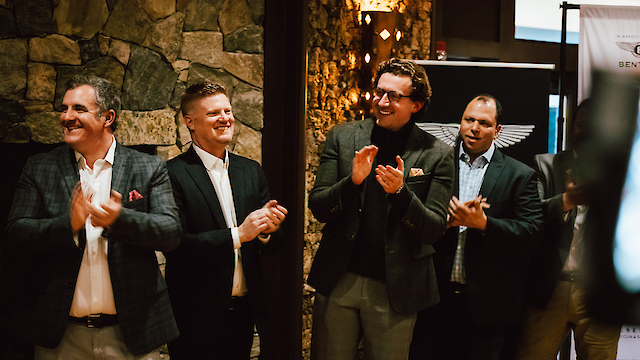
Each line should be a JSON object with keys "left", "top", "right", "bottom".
{"left": 347, "top": 121, "right": 413, "bottom": 280}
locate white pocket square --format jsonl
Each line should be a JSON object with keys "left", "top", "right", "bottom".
{"left": 409, "top": 168, "right": 424, "bottom": 177}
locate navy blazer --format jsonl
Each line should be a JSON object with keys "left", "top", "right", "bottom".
{"left": 308, "top": 118, "right": 455, "bottom": 314}
{"left": 433, "top": 146, "right": 544, "bottom": 327}
{"left": 5, "top": 143, "right": 181, "bottom": 354}
{"left": 164, "top": 147, "right": 283, "bottom": 358}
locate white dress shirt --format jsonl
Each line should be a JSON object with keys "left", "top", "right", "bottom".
{"left": 563, "top": 205, "right": 587, "bottom": 272}
{"left": 70, "top": 137, "right": 117, "bottom": 317}
{"left": 193, "top": 145, "right": 249, "bottom": 297}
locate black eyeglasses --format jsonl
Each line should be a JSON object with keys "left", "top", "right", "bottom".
{"left": 372, "top": 88, "right": 412, "bottom": 103}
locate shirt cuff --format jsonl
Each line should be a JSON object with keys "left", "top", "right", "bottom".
{"left": 257, "top": 233, "right": 271, "bottom": 244}
{"left": 232, "top": 227, "right": 241, "bottom": 249}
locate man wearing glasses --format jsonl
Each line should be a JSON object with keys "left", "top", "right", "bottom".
{"left": 308, "top": 58, "right": 454, "bottom": 360}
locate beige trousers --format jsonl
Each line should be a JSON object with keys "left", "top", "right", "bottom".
{"left": 516, "top": 280, "right": 621, "bottom": 360}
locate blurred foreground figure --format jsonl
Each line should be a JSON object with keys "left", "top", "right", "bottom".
{"left": 516, "top": 99, "right": 622, "bottom": 360}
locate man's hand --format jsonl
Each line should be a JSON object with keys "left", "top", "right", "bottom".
{"left": 238, "top": 200, "right": 288, "bottom": 243}
{"left": 70, "top": 183, "right": 91, "bottom": 234}
{"left": 90, "top": 190, "right": 122, "bottom": 228}
{"left": 261, "top": 200, "right": 288, "bottom": 234}
{"left": 448, "top": 195, "right": 490, "bottom": 230}
{"left": 375, "top": 155, "right": 405, "bottom": 194}
{"left": 562, "top": 169, "right": 589, "bottom": 211}
{"left": 352, "top": 145, "right": 379, "bottom": 185}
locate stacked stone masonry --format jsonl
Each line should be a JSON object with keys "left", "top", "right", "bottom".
{"left": 0, "top": 0, "right": 265, "bottom": 164}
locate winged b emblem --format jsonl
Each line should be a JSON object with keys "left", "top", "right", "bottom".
{"left": 416, "top": 122, "right": 535, "bottom": 148}
{"left": 616, "top": 42, "right": 640, "bottom": 58}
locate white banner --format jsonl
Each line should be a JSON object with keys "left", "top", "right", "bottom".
{"left": 579, "top": 5, "right": 640, "bottom": 101}
{"left": 569, "top": 327, "right": 640, "bottom": 360}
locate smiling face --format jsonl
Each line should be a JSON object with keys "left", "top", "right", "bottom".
{"left": 459, "top": 97, "right": 501, "bottom": 162}
{"left": 372, "top": 73, "right": 424, "bottom": 131}
{"left": 184, "top": 93, "right": 234, "bottom": 159}
{"left": 60, "top": 85, "right": 114, "bottom": 155}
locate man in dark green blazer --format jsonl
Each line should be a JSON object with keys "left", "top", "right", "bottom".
{"left": 410, "top": 94, "right": 544, "bottom": 360}
{"left": 308, "top": 58, "right": 455, "bottom": 360}
{"left": 5, "top": 75, "right": 181, "bottom": 358}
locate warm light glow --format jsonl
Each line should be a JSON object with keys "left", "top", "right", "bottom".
{"left": 357, "top": 0, "right": 403, "bottom": 12}
{"left": 364, "top": 53, "right": 371, "bottom": 63}
{"left": 395, "top": 30, "right": 402, "bottom": 41}
{"left": 365, "top": 14, "right": 371, "bottom": 25}
{"left": 379, "top": 29, "right": 391, "bottom": 40}
{"left": 365, "top": 92, "right": 371, "bottom": 101}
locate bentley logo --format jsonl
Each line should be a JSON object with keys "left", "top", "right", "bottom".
{"left": 416, "top": 123, "right": 535, "bottom": 148}
{"left": 616, "top": 42, "right": 640, "bottom": 58}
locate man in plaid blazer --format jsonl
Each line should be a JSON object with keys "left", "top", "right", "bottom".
{"left": 4, "top": 75, "right": 181, "bottom": 359}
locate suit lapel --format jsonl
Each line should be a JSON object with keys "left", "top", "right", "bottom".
{"left": 354, "top": 120, "right": 375, "bottom": 209}
{"left": 183, "top": 147, "right": 227, "bottom": 229}
{"left": 354, "top": 119, "right": 374, "bottom": 153}
{"left": 479, "top": 147, "right": 506, "bottom": 198}
{"left": 111, "top": 142, "right": 131, "bottom": 197}
{"left": 400, "top": 124, "right": 428, "bottom": 182}
{"left": 58, "top": 146, "right": 80, "bottom": 196}
{"left": 228, "top": 155, "right": 246, "bottom": 221}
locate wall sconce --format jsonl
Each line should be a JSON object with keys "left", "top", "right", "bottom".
{"left": 360, "top": 10, "right": 404, "bottom": 117}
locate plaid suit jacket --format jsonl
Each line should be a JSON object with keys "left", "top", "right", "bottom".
{"left": 5, "top": 143, "right": 181, "bottom": 354}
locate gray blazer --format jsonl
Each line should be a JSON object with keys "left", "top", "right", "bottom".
{"left": 308, "top": 118, "right": 454, "bottom": 313}
{"left": 5, "top": 143, "right": 181, "bottom": 354}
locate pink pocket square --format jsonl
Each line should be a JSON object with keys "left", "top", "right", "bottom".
{"left": 128, "top": 190, "right": 143, "bottom": 202}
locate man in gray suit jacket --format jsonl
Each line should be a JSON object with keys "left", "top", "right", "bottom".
{"left": 308, "top": 58, "right": 455, "bottom": 360}
{"left": 4, "top": 75, "right": 181, "bottom": 359}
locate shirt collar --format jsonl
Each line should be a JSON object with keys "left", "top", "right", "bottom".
{"left": 74, "top": 135, "right": 116, "bottom": 166}
{"left": 193, "top": 143, "right": 228, "bottom": 171}
{"left": 460, "top": 142, "right": 496, "bottom": 164}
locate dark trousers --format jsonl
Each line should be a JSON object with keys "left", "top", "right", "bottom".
{"left": 409, "top": 287, "right": 510, "bottom": 360}
{"left": 218, "top": 296, "right": 255, "bottom": 360}
{"left": 169, "top": 296, "right": 255, "bottom": 360}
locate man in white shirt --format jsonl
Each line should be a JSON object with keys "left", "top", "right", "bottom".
{"left": 5, "top": 75, "right": 181, "bottom": 359}
{"left": 165, "top": 82, "right": 287, "bottom": 360}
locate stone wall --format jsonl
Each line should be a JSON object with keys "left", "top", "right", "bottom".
{"left": 0, "top": 0, "right": 265, "bottom": 164}
{"left": 303, "top": 0, "right": 432, "bottom": 358}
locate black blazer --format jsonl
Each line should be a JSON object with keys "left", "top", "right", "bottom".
{"left": 308, "top": 119, "right": 455, "bottom": 314}
{"left": 433, "top": 146, "right": 544, "bottom": 327}
{"left": 5, "top": 144, "right": 181, "bottom": 354}
{"left": 164, "top": 147, "right": 283, "bottom": 358}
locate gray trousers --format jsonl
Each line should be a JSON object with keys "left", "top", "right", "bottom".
{"left": 35, "top": 322, "right": 160, "bottom": 360}
{"left": 311, "top": 272, "right": 417, "bottom": 360}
